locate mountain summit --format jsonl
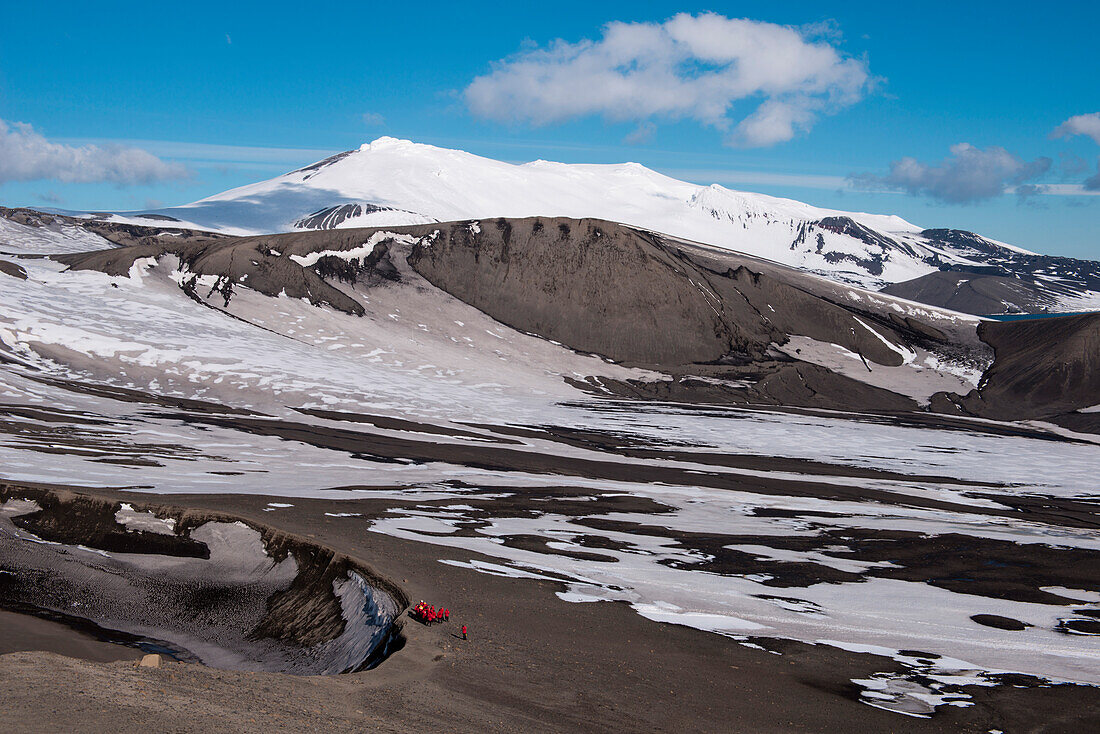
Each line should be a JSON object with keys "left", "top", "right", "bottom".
{"left": 83, "top": 138, "right": 1100, "bottom": 310}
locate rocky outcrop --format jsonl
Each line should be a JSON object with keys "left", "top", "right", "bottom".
{"left": 293, "top": 203, "right": 431, "bottom": 230}
{"left": 0, "top": 259, "right": 27, "bottom": 280}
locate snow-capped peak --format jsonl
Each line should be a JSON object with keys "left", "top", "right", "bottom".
{"left": 79, "top": 137, "right": 1041, "bottom": 289}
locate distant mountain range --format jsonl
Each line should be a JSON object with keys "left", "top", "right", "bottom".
{"left": 44, "top": 138, "right": 1100, "bottom": 314}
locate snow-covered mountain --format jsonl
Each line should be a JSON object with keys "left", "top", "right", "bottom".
{"left": 82, "top": 137, "right": 1099, "bottom": 306}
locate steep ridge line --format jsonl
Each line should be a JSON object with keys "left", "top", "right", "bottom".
{"left": 48, "top": 215, "right": 1100, "bottom": 425}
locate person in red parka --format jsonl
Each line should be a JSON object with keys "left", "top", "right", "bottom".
{"left": 461, "top": 624, "right": 467, "bottom": 640}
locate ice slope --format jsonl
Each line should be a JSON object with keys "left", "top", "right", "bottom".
{"left": 96, "top": 138, "right": 1030, "bottom": 290}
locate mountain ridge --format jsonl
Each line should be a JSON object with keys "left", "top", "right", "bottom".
{"left": 29, "top": 137, "right": 1100, "bottom": 314}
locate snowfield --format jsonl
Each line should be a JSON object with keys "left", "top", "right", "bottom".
{"left": 0, "top": 213, "right": 1098, "bottom": 718}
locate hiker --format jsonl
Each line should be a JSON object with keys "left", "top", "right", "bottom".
{"left": 444, "top": 609, "right": 450, "bottom": 622}
{"left": 461, "top": 624, "right": 467, "bottom": 640}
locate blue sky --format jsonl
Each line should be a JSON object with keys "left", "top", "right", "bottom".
{"left": 1, "top": 1, "right": 1097, "bottom": 257}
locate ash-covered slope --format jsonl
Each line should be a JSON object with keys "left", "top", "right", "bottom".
{"left": 5, "top": 204, "right": 1092, "bottom": 422}
{"left": 65, "top": 138, "right": 1100, "bottom": 310}
{"left": 883, "top": 245, "right": 1100, "bottom": 315}
{"left": 951, "top": 313, "right": 1100, "bottom": 422}
{"left": 51, "top": 214, "right": 1096, "bottom": 422}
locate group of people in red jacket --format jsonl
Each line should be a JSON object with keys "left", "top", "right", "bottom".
{"left": 411, "top": 601, "right": 449, "bottom": 625}
{"left": 411, "top": 601, "right": 468, "bottom": 639}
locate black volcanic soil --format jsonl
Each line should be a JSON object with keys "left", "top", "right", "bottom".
{"left": 19, "top": 211, "right": 1100, "bottom": 422}
{"left": 954, "top": 312, "right": 1100, "bottom": 420}
{"left": 406, "top": 218, "right": 911, "bottom": 369}
{"left": 0, "top": 611, "right": 144, "bottom": 664}
{"left": 2, "top": 484, "right": 1098, "bottom": 733}
{"left": 56, "top": 217, "right": 943, "bottom": 413}
{"left": 882, "top": 271, "right": 1045, "bottom": 315}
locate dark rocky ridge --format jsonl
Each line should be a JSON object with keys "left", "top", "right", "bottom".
{"left": 407, "top": 218, "right": 910, "bottom": 368}
{"left": 954, "top": 313, "right": 1100, "bottom": 420}
{"left": 0, "top": 206, "right": 225, "bottom": 249}
{"left": 59, "top": 231, "right": 371, "bottom": 316}
{"left": 293, "top": 203, "right": 432, "bottom": 230}
{"left": 49, "top": 216, "right": 1100, "bottom": 424}
{"left": 882, "top": 231, "right": 1100, "bottom": 316}
{"left": 883, "top": 270, "right": 1049, "bottom": 315}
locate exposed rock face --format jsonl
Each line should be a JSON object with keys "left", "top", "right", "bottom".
{"left": 0, "top": 206, "right": 224, "bottom": 249}
{"left": 293, "top": 203, "right": 432, "bottom": 230}
{"left": 920, "top": 229, "right": 1008, "bottom": 259}
{"left": 410, "top": 219, "right": 742, "bottom": 366}
{"left": 58, "top": 234, "right": 369, "bottom": 316}
{"left": 883, "top": 233, "right": 1100, "bottom": 316}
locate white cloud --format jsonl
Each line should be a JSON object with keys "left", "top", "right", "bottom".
{"left": 1051, "top": 112, "right": 1100, "bottom": 145}
{"left": 623, "top": 121, "right": 656, "bottom": 145}
{"left": 850, "top": 143, "right": 1052, "bottom": 204}
{"left": 464, "top": 13, "right": 870, "bottom": 147}
{"left": 0, "top": 119, "right": 188, "bottom": 185}
{"left": 362, "top": 112, "right": 386, "bottom": 126}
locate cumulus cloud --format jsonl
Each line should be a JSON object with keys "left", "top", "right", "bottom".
{"left": 1051, "top": 112, "right": 1100, "bottom": 145}
{"left": 0, "top": 119, "right": 188, "bottom": 185}
{"left": 850, "top": 143, "right": 1052, "bottom": 204}
{"left": 464, "top": 13, "right": 871, "bottom": 147}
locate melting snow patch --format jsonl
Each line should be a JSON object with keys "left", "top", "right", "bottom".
{"left": 819, "top": 639, "right": 999, "bottom": 718}
{"left": 115, "top": 503, "right": 177, "bottom": 535}
{"left": 439, "top": 558, "right": 563, "bottom": 581}
{"left": 1041, "top": 587, "right": 1100, "bottom": 603}
{"left": 633, "top": 601, "right": 768, "bottom": 633}
{"left": 289, "top": 231, "right": 418, "bottom": 267}
{"left": 0, "top": 498, "right": 41, "bottom": 518}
